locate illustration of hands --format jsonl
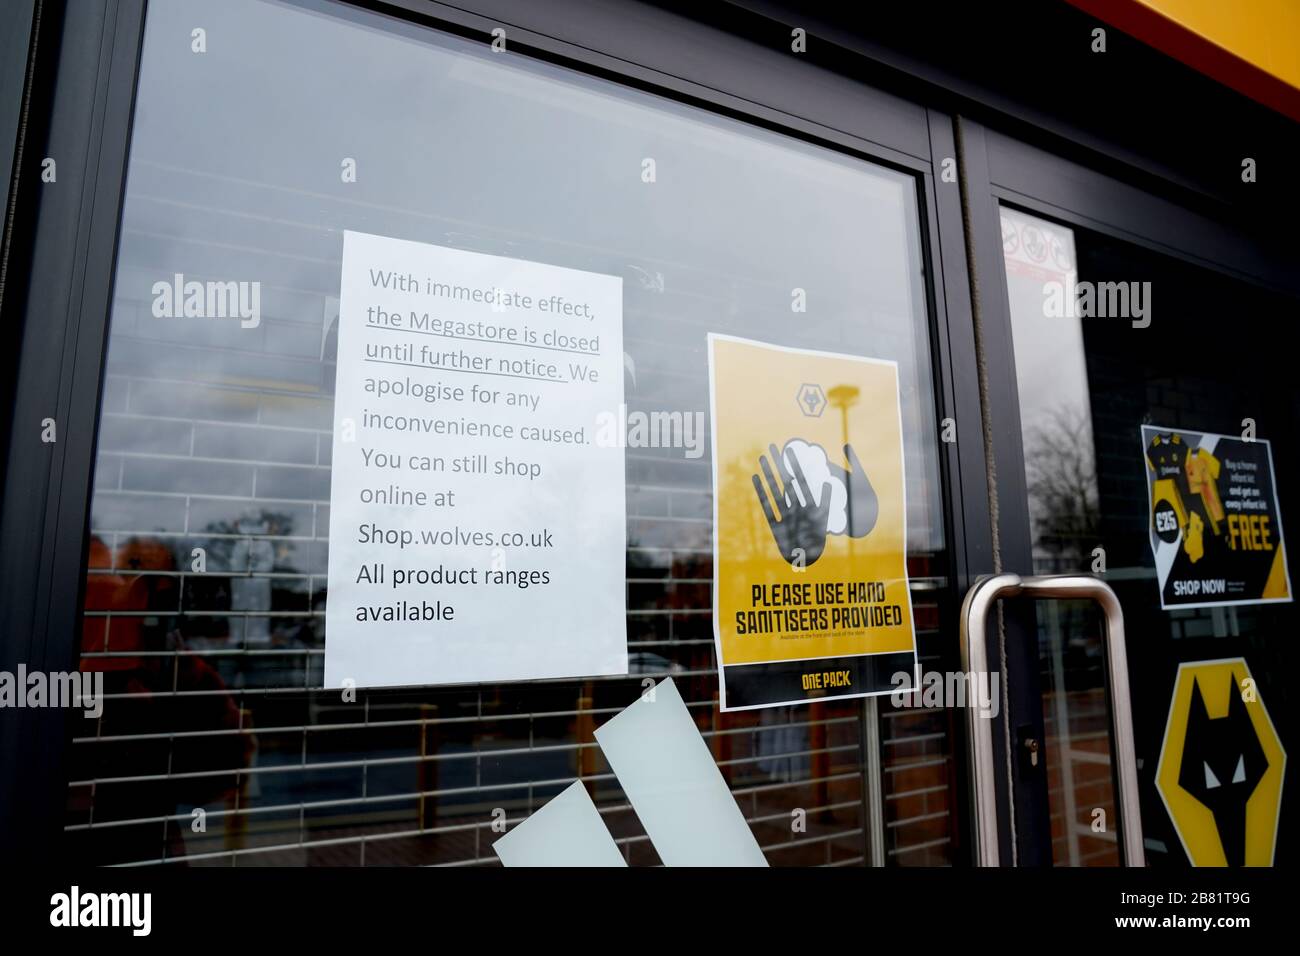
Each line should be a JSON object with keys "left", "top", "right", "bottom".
{"left": 752, "top": 442, "right": 833, "bottom": 567}
{"left": 752, "top": 440, "right": 880, "bottom": 567}
{"left": 831, "top": 444, "right": 879, "bottom": 539}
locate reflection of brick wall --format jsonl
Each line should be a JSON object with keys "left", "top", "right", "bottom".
{"left": 1038, "top": 595, "right": 1119, "bottom": 866}
{"left": 65, "top": 16, "right": 957, "bottom": 861}
{"left": 880, "top": 556, "right": 961, "bottom": 866}
{"left": 1043, "top": 692, "right": 1119, "bottom": 866}
{"left": 70, "top": 359, "right": 959, "bottom": 867}
{"left": 883, "top": 706, "right": 959, "bottom": 865}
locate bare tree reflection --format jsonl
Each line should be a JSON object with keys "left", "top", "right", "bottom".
{"left": 1023, "top": 405, "right": 1099, "bottom": 573}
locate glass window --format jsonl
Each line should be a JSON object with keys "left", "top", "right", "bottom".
{"left": 70, "top": 0, "right": 957, "bottom": 866}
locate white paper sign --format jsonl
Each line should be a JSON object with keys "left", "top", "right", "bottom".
{"left": 324, "top": 231, "right": 627, "bottom": 687}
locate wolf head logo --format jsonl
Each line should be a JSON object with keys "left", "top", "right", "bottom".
{"left": 1176, "top": 674, "right": 1269, "bottom": 866}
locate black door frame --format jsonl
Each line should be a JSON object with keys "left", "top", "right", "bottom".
{"left": 0, "top": 0, "right": 996, "bottom": 864}
{"left": 0, "top": 0, "right": 148, "bottom": 865}
{"left": 958, "top": 115, "right": 1300, "bottom": 865}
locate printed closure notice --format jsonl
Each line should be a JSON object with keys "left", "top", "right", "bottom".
{"left": 709, "top": 334, "right": 918, "bottom": 710}
{"left": 324, "top": 231, "right": 627, "bottom": 687}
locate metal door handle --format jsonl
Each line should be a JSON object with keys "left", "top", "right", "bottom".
{"left": 959, "top": 573, "right": 1144, "bottom": 866}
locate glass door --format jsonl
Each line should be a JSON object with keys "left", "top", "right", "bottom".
{"left": 990, "top": 192, "right": 1298, "bottom": 867}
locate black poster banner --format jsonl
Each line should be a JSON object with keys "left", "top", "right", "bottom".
{"left": 1141, "top": 425, "right": 1291, "bottom": 609}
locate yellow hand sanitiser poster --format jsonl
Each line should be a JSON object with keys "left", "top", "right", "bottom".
{"left": 708, "top": 334, "right": 917, "bottom": 711}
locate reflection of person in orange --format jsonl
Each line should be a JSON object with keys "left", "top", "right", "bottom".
{"left": 81, "top": 536, "right": 124, "bottom": 661}
{"left": 81, "top": 536, "right": 176, "bottom": 671}
{"left": 77, "top": 535, "right": 253, "bottom": 863}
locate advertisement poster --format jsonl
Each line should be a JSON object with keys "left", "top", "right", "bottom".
{"left": 708, "top": 334, "right": 918, "bottom": 711}
{"left": 1141, "top": 425, "right": 1291, "bottom": 609}
{"left": 323, "top": 231, "right": 627, "bottom": 688}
